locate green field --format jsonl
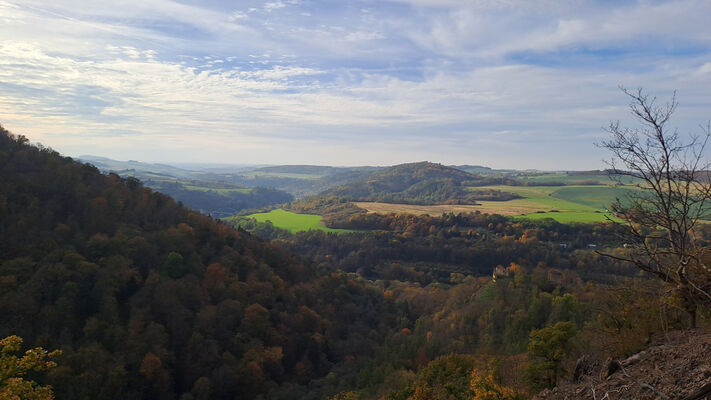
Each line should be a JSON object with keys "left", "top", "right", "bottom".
{"left": 467, "top": 184, "right": 633, "bottom": 223}
{"left": 518, "top": 172, "right": 637, "bottom": 185}
{"left": 245, "top": 209, "right": 351, "bottom": 234}
{"left": 354, "top": 184, "right": 631, "bottom": 223}
{"left": 514, "top": 210, "right": 613, "bottom": 223}
{"left": 551, "top": 186, "right": 635, "bottom": 209}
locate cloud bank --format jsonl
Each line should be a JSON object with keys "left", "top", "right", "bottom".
{"left": 1, "top": 0, "right": 710, "bottom": 168}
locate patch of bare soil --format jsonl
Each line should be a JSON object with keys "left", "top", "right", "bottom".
{"left": 535, "top": 329, "right": 711, "bottom": 400}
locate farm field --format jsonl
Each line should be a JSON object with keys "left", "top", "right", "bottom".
{"left": 353, "top": 202, "right": 491, "bottom": 215}
{"left": 355, "top": 184, "right": 632, "bottom": 223}
{"left": 182, "top": 184, "right": 252, "bottom": 194}
{"left": 515, "top": 211, "right": 611, "bottom": 223}
{"left": 240, "top": 171, "right": 323, "bottom": 180}
{"left": 244, "top": 209, "right": 352, "bottom": 234}
{"left": 354, "top": 200, "right": 612, "bottom": 222}
{"left": 517, "top": 172, "right": 638, "bottom": 185}
{"left": 551, "top": 186, "right": 636, "bottom": 209}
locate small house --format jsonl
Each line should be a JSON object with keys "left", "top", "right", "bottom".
{"left": 492, "top": 265, "right": 511, "bottom": 281}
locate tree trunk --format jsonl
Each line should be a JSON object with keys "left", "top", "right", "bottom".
{"left": 552, "top": 368, "right": 557, "bottom": 388}
{"left": 689, "top": 308, "right": 697, "bottom": 329}
{"left": 683, "top": 290, "right": 697, "bottom": 329}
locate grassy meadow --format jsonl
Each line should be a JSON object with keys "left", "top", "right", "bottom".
{"left": 355, "top": 184, "right": 633, "bottom": 223}
{"left": 467, "top": 184, "right": 630, "bottom": 222}
{"left": 245, "top": 209, "right": 352, "bottom": 234}
{"left": 517, "top": 172, "right": 638, "bottom": 185}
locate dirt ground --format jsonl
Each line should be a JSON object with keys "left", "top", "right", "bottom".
{"left": 534, "top": 329, "right": 711, "bottom": 400}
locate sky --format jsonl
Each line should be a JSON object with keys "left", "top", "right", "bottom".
{"left": 1, "top": 0, "right": 710, "bottom": 169}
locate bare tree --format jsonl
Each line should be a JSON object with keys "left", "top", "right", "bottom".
{"left": 599, "top": 87, "right": 711, "bottom": 328}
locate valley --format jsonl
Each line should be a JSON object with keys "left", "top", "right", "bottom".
{"left": 4, "top": 2, "right": 710, "bottom": 399}
{"left": 85, "top": 157, "right": 634, "bottom": 229}
{"left": 228, "top": 166, "right": 632, "bottom": 232}
{"left": 2, "top": 129, "right": 708, "bottom": 400}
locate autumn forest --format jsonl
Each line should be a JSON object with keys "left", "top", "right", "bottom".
{"left": 2, "top": 116, "right": 710, "bottom": 400}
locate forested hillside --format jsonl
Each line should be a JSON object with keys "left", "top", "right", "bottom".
{"left": 231, "top": 209, "right": 705, "bottom": 399}
{"left": 322, "top": 162, "right": 520, "bottom": 204}
{"left": 0, "top": 127, "right": 400, "bottom": 399}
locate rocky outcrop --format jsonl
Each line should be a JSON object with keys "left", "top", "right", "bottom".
{"left": 535, "top": 329, "right": 711, "bottom": 400}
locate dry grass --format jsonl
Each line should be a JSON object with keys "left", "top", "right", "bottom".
{"left": 353, "top": 201, "right": 545, "bottom": 216}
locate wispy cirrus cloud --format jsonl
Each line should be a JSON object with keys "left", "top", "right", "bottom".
{"left": 0, "top": 0, "right": 710, "bottom": 168}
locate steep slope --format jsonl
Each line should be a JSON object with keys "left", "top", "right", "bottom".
{"left": 536, "top": 329, "right": 711, "bottom": 400}
{"left": 0, "top": 127, "right": 395, "bottom": 400}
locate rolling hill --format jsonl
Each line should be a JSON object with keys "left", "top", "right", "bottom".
{"left": 321, "top": 161, "right": 519, "bottom": 204}
{"left": 78, "top": 155, "right": 293, "bottom": 216}
{"left": 233, "top": 164, "right": 379, "bottom": 197}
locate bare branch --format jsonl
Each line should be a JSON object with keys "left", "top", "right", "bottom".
{"left": 598, "top": 88, "right": 711, "bottom": 328}
{"left": 618, "top": 362, "right": 670, "bottom": 400}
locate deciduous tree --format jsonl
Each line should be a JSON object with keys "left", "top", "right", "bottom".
{"left": 527, "top": 322, "right": 577, "bottom": 389}
{"left": 599, "top": 87, "right": 711, "bottom": 328}
{"left": 0, "top": 335, "right": 61, "bottom": 400}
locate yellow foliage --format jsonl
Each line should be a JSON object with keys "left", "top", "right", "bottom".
{"left": 470, "top": 368, "right": 519, "bottom": 400}
{"left": 0, "top": 335, "right": 61, "bottom": 400}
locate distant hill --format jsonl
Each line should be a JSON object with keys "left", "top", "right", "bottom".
{"left": 248, "top": 165, "right": 338, "bottom": 175}
{"left": 78, "top": 155, "right": 293, "bottom": 215}
{"left": 78, "top": 157, "right": 629, "bottom": 210}
{"left": 234, "top": 165, "right": 380, "bottom": 197}
{"left": 321, "top": 161, "right": 520, "bottom": 204}
{"left": 449, "top": 164, "right": 518, "bottom": 176}
{"left": 78, "top": 155, "right": 202, "bottom": 179}
{"left": 143, "top": 179, "right": 292, "bottom": 218}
